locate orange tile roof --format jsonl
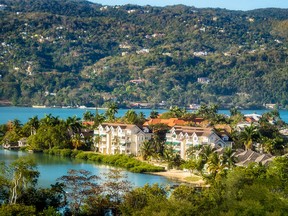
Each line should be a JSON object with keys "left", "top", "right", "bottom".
{"left": 143, "top": 118, "right": 188, "bottom": 127}
{"left": 82, "top": 121, "right": 94, "bottom": 126}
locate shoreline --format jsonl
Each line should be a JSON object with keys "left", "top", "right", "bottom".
{"left": 149, "top": 169, "right": 205, "bottom": 185}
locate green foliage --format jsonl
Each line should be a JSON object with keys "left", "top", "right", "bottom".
{"left": 0, "top": 0, "right": 287, "bottom": 108}
{"left": 44, "top": 150, "right": 165, "bottom": 173}
{"left": 0, "top": 204, "right": 37, "bottom": 216}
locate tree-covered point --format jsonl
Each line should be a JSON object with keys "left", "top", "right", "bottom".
{"left": 0, "top": 0, "right": 287, "bottom": 108}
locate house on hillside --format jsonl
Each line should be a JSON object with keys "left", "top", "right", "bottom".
{"left": 94, "top": 123, "right": 152, "bottom": 156}
{"left": 165, "top": 126, "right": 229, "bottom": 159}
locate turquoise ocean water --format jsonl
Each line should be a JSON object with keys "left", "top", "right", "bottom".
{"left": 0, "top": 107, "right": 288, "bottom": 124}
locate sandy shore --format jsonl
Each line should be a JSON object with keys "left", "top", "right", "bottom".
{"left": 150, "top": 169, "right": 205, "bottom": 185}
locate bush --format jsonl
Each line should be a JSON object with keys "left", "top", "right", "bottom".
{"left": 75, "top": 152, "right": 90, "bottom": 160}
{"left": 87, "top": 154, "right": 104, "bottom": 163}
{"left": 44, "top": 149, "right": 164, "bottom": 173}
{"left": 60, "top": 149, "right": 72, "bottom": 157}
{"left": 71, "top": 150, "right": 83, "bottom": 158}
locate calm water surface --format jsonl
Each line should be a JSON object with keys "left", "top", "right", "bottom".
{"left": 0, "top": 149, "right": 173, "bottom": 188}
{"left": 0, "top": 107, "right": 288, "bottom": 124}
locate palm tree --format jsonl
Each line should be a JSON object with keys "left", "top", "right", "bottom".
{"left": 71, "top": 134, "right": 83, "bottom": 150}
{"left": 124, "top": 109, "right": 137, "bottom": 124}
{"left": 94, "top": 108, "right": 106, "bottom": 128}
{"left": 105, "top": 102, "right": 118, "bottom": 122}
{"left": 12, "top": 119, "right": 22, "bottom": 131}
{"left": 200, "top": 145, "right": 215, "bottom": 164}
{"left": 41, "top": 114, "right": 60, "bottom": 127}
{"left": 149, "top": 110, "right": 159, "bottom": 119}
{"left": 169, "top": 106, "right": 186, "bottom": 118}
{"left": 137, "top": 112, "right": 146, "bottom": 125}
{"left": 240, "top": 124, "right": 259, "bottom": 150}
{"left": 27, "top": 116, "right": 39, "bottom": 135}
{"left": 222, "top": 147, "right": 237, "bottom": 168}
{"left": 229, "top": 107, "right": 241, "bottom": 116}
{"left": 94, "top": 134, "right": 101, "bottom": 152}
{"left": 206, "top": 152, "right": 225, "bottom": 180}
{"left": 83, "top": 111, "right": 94, "bottom": 121}
{"left": 140, "top": 140, "right": 153, "bottom": 160}
{"left": 66, "top": 116, "right": 82, "bottom": 134}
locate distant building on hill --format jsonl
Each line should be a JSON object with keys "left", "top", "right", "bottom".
{"left": 197, "top": 77, "right": 210, "bottom": 84}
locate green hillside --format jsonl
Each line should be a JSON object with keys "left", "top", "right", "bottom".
{"left": 0, "top": 0, "right": 287, "bottom": 108}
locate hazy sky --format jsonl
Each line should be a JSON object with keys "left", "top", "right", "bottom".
{"left": 90, "top": 0, "right": 288, "bottom": 11}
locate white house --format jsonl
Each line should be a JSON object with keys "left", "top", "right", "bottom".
{"left": 94, "top": 123, "right": 152, "bottom": 156}
{"left": 165, "top": 126, "right": 228, "bottom": 159}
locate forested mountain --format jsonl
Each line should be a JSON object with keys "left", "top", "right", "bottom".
{"left": 0, "top": 0, "right": 287, "bottom": 108}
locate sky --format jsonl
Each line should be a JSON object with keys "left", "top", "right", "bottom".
{"left": 90, "top": 0, "right": 288, "bottom": 11}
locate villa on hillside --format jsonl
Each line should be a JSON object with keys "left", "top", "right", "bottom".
{"left": 165, "top": 126, "right": 232, "bottom": 159}
{"left": 94, "top": 123, "right": 152, "bottom": 156}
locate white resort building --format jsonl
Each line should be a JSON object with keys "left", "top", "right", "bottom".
{"left": 165, "top": 126, "right": 232, "bottom": 159}
{"left": 94, "top": 123, "right": 152, "bottom": 156}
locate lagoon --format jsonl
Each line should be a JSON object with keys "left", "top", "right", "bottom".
{"left": 0, "top": 149, "right": 173, "bottom": 188}
{"left": 1, "top": 107, "right": 288, "bottom": 124}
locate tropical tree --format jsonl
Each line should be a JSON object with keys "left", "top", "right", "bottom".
{"left": 102, "top": 169, "right": 131, "bottom": 215}
{"left": 206, "top": 152, "right": 226, "bottom": 181}
{"left": 137, "top": 112, "right": 146, "bottom": 125}
{"left": 0, "top": 157, "right": 39, "bottom": 204}
{"left": 169, "top": 106, "right": 186, "bottom": 118}
{"left": 149, "top": 110, "right": 159, "bottom": 119}
{"left": 105, "top": 102, "right": 118, "bottom": 122}
{"left": 27, "top": 123, "right": 70, "bottom": 150}
{"left": 57, "top": 169, "right": 101, "bottom": 216}
{"left": 150, "top": 123, "right": 170, "bottom": 157}
{"left": 200, "top": 145, "right": 215, "bottom": 164}
{"left": 221, "top": 147, "right": 237, "bottom": 168}
{"left": 94, "top": 134, "right": 101, "bottom": 152}
{"left": 94, "top": 112, "right": 106, "bottom": 128}
{"left": 11, "top": 119, "right": 22, "bottom": 133}
{"left": 71, "top": 134, "right": 84, "bottom": 150}
{"left": 239, "top": 124, "right": 259, "bottom": 150}
{"left": 27, "top": 116, "right": 39, "bottom": 135}
{"left": 66, "top": 116, "right": 82, "bottom": 135}
{"left": 124, "top": 109, "right": 138, "bottom": 124}
{"left": 40, "top": 114, "right": 60, "bottom": 127}
{"left": 83, "top": 111, "right": 94, "bottom": 121}
{"left": 140, "top": 140, "right": 154, "bottom": 160}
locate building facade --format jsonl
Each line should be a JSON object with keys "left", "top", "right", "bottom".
{"left": 165, "top": 126, "right": 229, "bottom": 159}
{"left": 94, "top": 123, "right": 152, "bottom": 156}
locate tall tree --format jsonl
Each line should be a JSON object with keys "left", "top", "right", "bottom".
{"left": 240, "top": 124, "right": 259, "bottom": 150}
{"left": 0, "top": 157, "right": 39, "bottom": 204}
{"left": 66, "top": 116, "right": 82, "bottom": 135}
{"left": 105, "top": 102, "right": 118, "bottom": 122}
{"left": 83, "top": 111, "right": 94, "bottom": 121}
{"left": 57, "top": 169, "right": 101, "bottom": 216}
{"left": 27, "top": 116, "right": 39, "bottom": 135}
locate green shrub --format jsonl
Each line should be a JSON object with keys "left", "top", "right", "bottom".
{"left": 88, "top": 154, "right": 104, "bottom": 163}
{"left": 75, "top": 152, "right": 89, "bottom": 160}
{"left": 60, "top": 149, "right": 72, "bottom": 157}
{"left": 71, "top": 150, "right": 83, "bottom": 158}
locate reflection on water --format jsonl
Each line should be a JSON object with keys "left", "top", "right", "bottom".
{"left": 0, "top": 149, "right": 173, "bottom": 188}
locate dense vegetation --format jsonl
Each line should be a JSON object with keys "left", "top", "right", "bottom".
{"left": 0, "top": 0, "right": 287, "bottom": 108}
{"left": 0, "top": 155, "right": 288, "bottom": 215}
{"left": 44, "top": 149, "right": 165, "bottom": 173}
